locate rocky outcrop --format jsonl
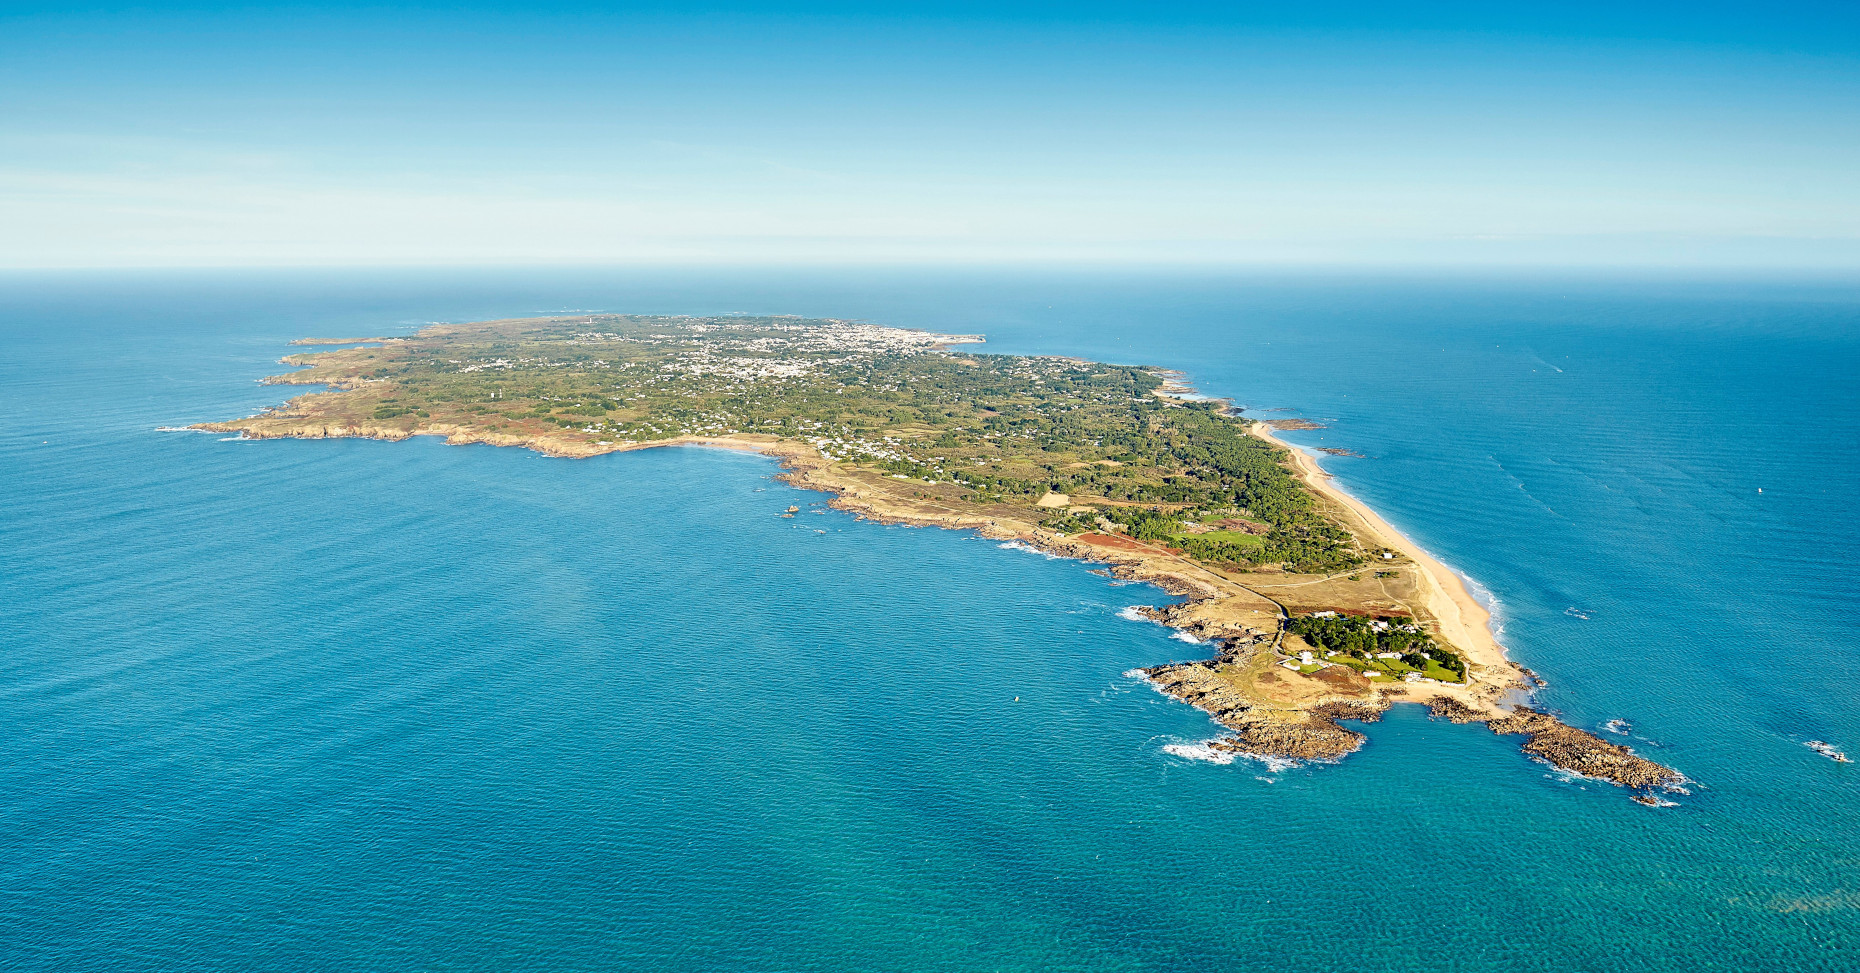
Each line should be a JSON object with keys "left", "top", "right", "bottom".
{"left": 1141, "top": 661, "right": 1258, "bottom": 728}
{"left": 1313, "top": 701, "right": 1389, "bottom": 725}
{"left": 1427, "top": 699, "right": 1682, "bottom": 792}
{"left": 1128, "top": 601, "right": 1257, "bottom": 642}
{"left": 1209, "top": 717, "right": 1366, "bottom": 762}
{"left": 1486, "top": 708, "right": 1684, "bottom": 791}
{"left": 1138, "top": 661, "right": 1389, "bottom": 763}
{"left": 1425, "top": 697, "right": 1486, "bottom": 724}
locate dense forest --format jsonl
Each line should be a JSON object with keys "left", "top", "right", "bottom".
{"left": 1287, "top": 613, "right": 1465, "bottom": 678}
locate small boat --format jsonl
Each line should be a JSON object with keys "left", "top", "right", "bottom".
{"left": 1806, "top": 741, "right": 1851, "bottom": 763}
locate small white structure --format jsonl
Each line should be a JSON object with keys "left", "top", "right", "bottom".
{"left": 1383, "top": 552, "right": 1395, "bottom": 559}
{"left": 1300, "top": 651, "right": 1314, "bottom": 665}
{"left": 1376, "top": 652, "right": 1401, "bottom": 659}
{"left": 1311, "top": 610, "right": 1337, "bottom": 618}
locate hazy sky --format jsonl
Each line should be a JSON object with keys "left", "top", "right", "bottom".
{"left": 3, "top": 1, "right": 1857, "bottom": 267}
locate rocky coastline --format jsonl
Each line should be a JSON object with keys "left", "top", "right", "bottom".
{"left": 196, "top": 323, "right": 1686, "bottom": 802}
{"left": 200, "top": 414, "right": 1686, "bottom": 798}
{"left": 773, "top": 448, "right": 1685, "bottom": 797}
{"left": 1427, "top": 698, "right": 1685, "bottom": 794}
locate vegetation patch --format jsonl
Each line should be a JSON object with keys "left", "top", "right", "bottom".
{"left": 255, "top": 314, "right": 1367, "bottom": 574}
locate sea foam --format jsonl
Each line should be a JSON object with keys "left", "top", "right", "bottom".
{"left": 1162, "top": 741, "right": 1236, "bottom": 764}
{"left": 997, "top": 540, "right": 1061, "bottom": 559}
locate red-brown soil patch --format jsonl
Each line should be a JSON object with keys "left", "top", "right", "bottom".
{"left": 1077, "top": 533, "right": 1157, "bottom": 553}
{"left": 1314, "top": 667, "right": 1372, "bottom": 692}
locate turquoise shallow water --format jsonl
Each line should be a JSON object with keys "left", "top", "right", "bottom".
{"left": 2, "top": 270, "right": 1857, "bottom": 971}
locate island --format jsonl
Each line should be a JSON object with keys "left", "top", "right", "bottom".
{"left": 198, "top": 314, "right": 1684, "bottom": 800}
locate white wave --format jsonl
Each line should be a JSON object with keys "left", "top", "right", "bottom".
{"left": 1540, "top": 755, "right": 1691, "bottom": 795}
{"left": 1162, "top": 736, "right": 1306, "bottom": 772}
{"left": 1117, "top": 606, "right": 1159, "bottom": 624}
{"left": 1462, "top": 573, "right": 1504, "bottom": 625}
{"left": 218, "top": 436, "right": 248, "bottom": 442}
{"left": 1125, "top": 671, "right": 1173, "bottom": 698}
{"left": 1543, "top": 768, "right": 1592, "bottom": 788}
{"left": 1170, "top": 630, "right": 1209, "bottom": 645}
{"left": 155, "top": 426, "right": 213, "bottom": 433}
{"left": 997, "top": 540, "right": 1062, "bottom": 559}
{"left": 1162, "top": 741, "right": 1236, "bottom": 764}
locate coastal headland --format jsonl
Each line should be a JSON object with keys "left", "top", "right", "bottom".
{"left": 198, "top": 314, "right": 1683, "bottom": 799}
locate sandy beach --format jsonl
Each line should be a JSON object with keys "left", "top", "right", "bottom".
{"left": 1251, "top": 423, "right": 1514, "bottom": 679}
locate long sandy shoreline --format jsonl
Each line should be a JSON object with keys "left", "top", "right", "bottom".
{"left": 1252, "top": 424, "right": 1512, "bottom": 679}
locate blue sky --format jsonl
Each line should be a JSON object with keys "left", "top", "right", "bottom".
{"left": 2, "top": 2, "right": 1857, "bottom": 267}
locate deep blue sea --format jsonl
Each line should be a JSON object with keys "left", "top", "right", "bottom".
{"left": 2, "top": 269, "right": 1857, "bottom": 971}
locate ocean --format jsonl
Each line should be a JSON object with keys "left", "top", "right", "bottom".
{"left": 2, "top": 268, "right": 1856, "bottom": 971}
